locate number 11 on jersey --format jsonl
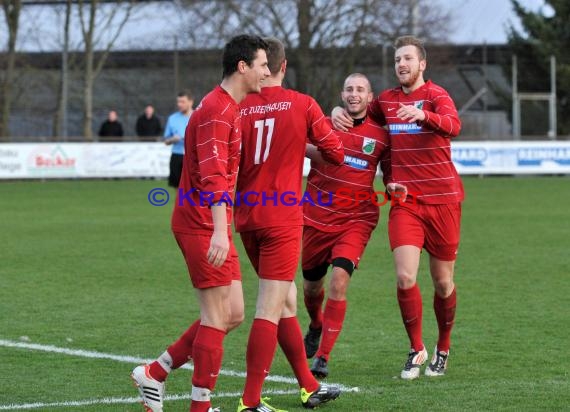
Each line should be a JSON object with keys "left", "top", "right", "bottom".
{"left": 254, "top": 118, "right": 275, "bottom": 164}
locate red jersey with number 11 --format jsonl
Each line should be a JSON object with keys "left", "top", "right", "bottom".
{"left": 235, "top": 86, "right": 344, "bottom": 232}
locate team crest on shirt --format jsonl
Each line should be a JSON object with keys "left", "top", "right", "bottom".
{"left": 414, "top": 100, "right": 424, "bottom": 109}
{"left": 362, "top": 138, "right": 376, "bottom": 155}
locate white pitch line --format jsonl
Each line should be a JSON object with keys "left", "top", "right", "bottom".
{"left": 0, "top": 339, "right": 360, "bottom": 406}
{"left": 0, "top": 389, "right": 301, "bottom": 410}
{"left": 0, "top": 339, "right": 301, "bottom": 384}
{"left": 0, "top": 339, "right": 150, "bottom": 366}
{"left": 1, "top": 387, "right": 362, "bottom": 411}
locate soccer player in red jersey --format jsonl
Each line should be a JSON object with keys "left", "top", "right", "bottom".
{"left": 333, "top": 36, "right": 462, "bottom": 380}
{"left": 234, "top": 37, "right": 343, "bottom": 411}
{"left": 301, "top": 73, "right": 391, "bottom": 379}
{"left": 131, "top": 35, "right": 270, "bottom": 412}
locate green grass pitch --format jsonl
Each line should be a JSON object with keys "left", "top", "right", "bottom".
{"left": 1, "top": 176, "right": 569, "bottom": 411}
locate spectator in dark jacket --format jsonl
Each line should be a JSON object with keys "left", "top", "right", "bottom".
{"left": 98, "top": 110, "right": 124, "bottom": 137}
{"left": 136, "top": 105, "right": 162, "bottom": 137}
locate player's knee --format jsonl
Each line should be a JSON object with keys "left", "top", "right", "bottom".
{"left": 303, "top": 262, "right": 329, "bottom": 282}
{"left": 332, "top": 257, "right": 355, "bottom": 276}
{"left": 282, "top": 298, "right": 297, "bottom": 318}
{"left": 329, "top": 268, "right": 351, "bottom": 300}
{"left": 433, "top": 278, "right": 454, "bottom": 298}
{"left": 255, "top": 301, "right": 286, "bottom": 324}
{"left": 303, "top": 279, "right": 323, "bottom": 296}
{"left": 227, "top": 310, "right": 245, "bottom": 332}
{"left": 328, "top": 281, "right": 348, "bottom": 300}
{"left": 396, "top": 271, "right": 417, "bottom": 289}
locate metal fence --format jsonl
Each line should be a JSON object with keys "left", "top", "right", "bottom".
{"left": 1, "top": 45, "right": 568, "bottom": 142}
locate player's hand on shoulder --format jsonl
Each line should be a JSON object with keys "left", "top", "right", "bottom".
{"left": 331, "top": 106, "right": 353, "bottom": 132}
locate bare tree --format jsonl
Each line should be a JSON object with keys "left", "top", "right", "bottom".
{"left": 77, "top": 0, "right": 134, "bottom": 140}
{"left": 176, "top": 0, "right": 453, "bottom": 109}
{"left": 50, "top": 0, "right": 72, "bottom": 140}
{"left": 0, "top": 0, "right": 21, "bottom": 141}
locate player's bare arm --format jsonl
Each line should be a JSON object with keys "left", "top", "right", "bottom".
{"left": 208, "top": 204, "right": 229, "bottom": 267}
{"left": 331, "top": 106, "right": 353, "bottom": 131}
{"left": 306, "top": 143, "right": 345, "bottom": 165}
{"left": 305, "top": 144, "right": 325, "bottom": 163}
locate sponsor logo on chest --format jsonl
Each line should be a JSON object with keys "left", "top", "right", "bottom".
{"left": 344, "top": 155, "right": 369, "bottom": 169}
{"left": 388, "top": 123, "right": 423, "bottom": 134}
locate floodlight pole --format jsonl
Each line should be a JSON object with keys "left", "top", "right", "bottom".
{"left": 483, "top": 41, "right": 488, "bottom": 138}
{"left": 512, "top": 55, "right": 520, "bottom": 139}
{"left": 549, "top": 55, "right": 557, "bottom": 140}
{"left": 409, "top": 0, "right": 419, "bottom": 36}
{"left": 60, "top": 0, "right": 72, "bottom": 140}
{"left": 381, "top": 44, "right": 388, "bottom": 90}
{"left": 174, "top": 35, "right": 179, "bottom": 97}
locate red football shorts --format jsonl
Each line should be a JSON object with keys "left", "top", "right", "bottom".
{"left": 301, "top": 223, "right": 374, "bottom": 271}
{"left": 173, "top": 231, "right": 241, "bottom": 289}
{"left": 388, "top": 201, "right": 461, "bottom": 261}
{"left": 239, "top": 226, "right": 302, "bottom": 281}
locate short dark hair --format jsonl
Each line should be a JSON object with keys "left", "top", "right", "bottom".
{"left": 222, "top": 34, "right": 269, "bottom": 78}
{"left": 177, "top": 89, "right": 193, "bottom": 99}
{"left": 344, "top": 73, "right": 372, "bottom": 92}
{"left": 394, "top": 35, "right": 427, "bottom": 61}
{"left": 263, "top": 37, "right": 286, "bottom": 75}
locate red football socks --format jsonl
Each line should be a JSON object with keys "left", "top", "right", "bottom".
{"left": 148, "top": 359, "right": 169, "bottom": 382}
{"left": 315, "top": 299, "right": 347, "bottom": 361}
{"left": 148, "top": 319, "right": 200, "bottom": 382}
{"left": 277, "top": 316, "right": 319, "bottom": 393}
{"left": 168, "top": 319, "right": 200, "bottom": 368}
{"left": 190, "top": 325, "right": 225, "bottom": 412}
{"left": 434, "top": 287, "right": 456, "bottom": 353}
{"left": 397, "top": 284, "right": 424, "bottom": 352}
{"left": 242, "top": 319, "right": 278, "bottom": 407}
